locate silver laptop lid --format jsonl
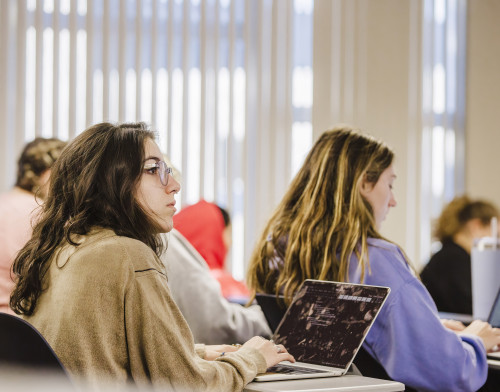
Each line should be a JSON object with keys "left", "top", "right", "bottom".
{"left": 273, "top": 279, "right": 390, "bottom": 370}
{"left": 488, "top": 288, "right": 500, "bottom": 328}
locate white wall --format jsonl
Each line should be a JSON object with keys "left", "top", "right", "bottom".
{"left": 466, "top": 1, "right": 500, "bottom": 207}
{"left": 312, "top": 0, "right": 424, "bottom": 265}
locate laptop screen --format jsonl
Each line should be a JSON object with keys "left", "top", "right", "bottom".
{"left": 255, "top": 293, "right": 287, "bottom": 333}
{"left": 273, "top": 280, "right": 389, "bottom": 369}
{"left": 488, "top": 289, "right": 500, "bottom": 328}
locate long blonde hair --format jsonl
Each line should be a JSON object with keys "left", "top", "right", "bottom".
{"left": 246, "top": 126, "right": 394, "bottom": 303}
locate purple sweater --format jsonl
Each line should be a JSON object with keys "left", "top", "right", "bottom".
{"left": 348, "top": 238, "right": 487, "bottom": 392}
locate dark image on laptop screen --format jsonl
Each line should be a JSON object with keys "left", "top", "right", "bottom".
{"left": 273, "top": 281, "right": 388, "bottom": 370}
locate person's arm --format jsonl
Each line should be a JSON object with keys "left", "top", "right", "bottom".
{"left": 194, "top": 344, "right": 206, "bottom": 358}
{"left": 163, "top": 230, "right": 271, "bottom": 344}
{"left": 124, "top": 253, "right": 267, "bottom": 391}
{"left": 359, "top": 244, "right": 488, "bottom": 392}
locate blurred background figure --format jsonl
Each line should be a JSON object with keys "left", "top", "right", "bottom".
{"left": 173, "top": 200, "right": 250, "bottom": 302}
{"left": 0, "top": 137, "right": 67, "bottom": 314}
{"left": 421, "top": 195, "right": 500, "bottom": 315}
{"left": 164, "top": 229, "right": 271, "bottom": 344}
{"left": 162, "top": 163, "right": 270, "bottom": 344}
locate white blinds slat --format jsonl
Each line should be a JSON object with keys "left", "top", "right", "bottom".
{"left": 135, "top": 0, "right": 142, "bottom": 122}
{"left": 86, "top": 0, "right": 93, "bottom": 127}
{"left": 166, "top": 0, "right": 174, "bottom": 160}
{"left": 150, "top": 0, "right": 158, "bottom": 130}
{"left": 102, "top": 0, "right": 110, "bottom": 121}
{"left": 199, "top": 0, "right": 207, "bottom": 197}
{"left": 0, "top": 0, "right": 10, "bottom": 188}
{"left": 53, "top": 0, "right": 60, "bottom": 137}
{"left": 35, "top": 0, "right": 43, "bottom": 137}
{"left": 181, "top": 0, "right": 190, "bottom": 207}
{"left": 118, "top": 1, "right": 126, "bottom": 121}
{"left": 68, "top": 0, "right": 77, "bottom": 137}
{"left": 16, "top": 0, "right": 28, "bottom": 150}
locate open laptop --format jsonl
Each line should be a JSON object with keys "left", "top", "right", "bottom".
{"left": 255, "top": 293, "right": 287, "bottom": 333}
{"left": 254, "top": 279, "right": 390, "bottom": 381}
{"left": 487, "top": 287, "right": 500, "bottom": 360}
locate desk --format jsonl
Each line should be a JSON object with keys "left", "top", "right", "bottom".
{"left": 244, "top": 375, "right": 404, "bottom": 392}
{"left": 489, "top": 359, "right": 500, "bottom": 370}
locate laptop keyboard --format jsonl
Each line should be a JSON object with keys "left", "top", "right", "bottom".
{"left": 267, "top": 364, "right": 329, "bottom": 375}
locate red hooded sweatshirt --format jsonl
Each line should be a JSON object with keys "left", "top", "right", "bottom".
{"left": 173, "top": 200, "right": 249, "bottom": 300}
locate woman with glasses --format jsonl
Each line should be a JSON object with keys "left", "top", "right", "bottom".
{"left": 10, "top": 122, "right": 293, "bottom": 390}
{"left": 246, "top": 126, "right": 500, "bottom": 392}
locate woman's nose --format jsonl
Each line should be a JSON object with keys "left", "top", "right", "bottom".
{"left": 166, "top": 175, "right": 181, "bottom": 194}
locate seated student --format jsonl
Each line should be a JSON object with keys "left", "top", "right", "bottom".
{"left": 246, "top": 126, "right": 500, "bottom": 392}
{"left": 10, "top": 122, "right": 293, "bottom": 390}
{"left": 0, "top": 137, "right": 66, "bottom": 314}
{"left": 164, "top": 228, "right": 272, "bottom": 345}
{"left": 173, "top": 200, "right": 250, "bottom": 301}
{"left": 421, "top": 195, "right": 500, "bottom": 315}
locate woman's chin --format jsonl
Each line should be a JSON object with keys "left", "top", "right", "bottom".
{"left": 161, "top": 220, "right": 174, "bottom": 233}
{"left": 151, "top": 218, "right": 173, "bottom": 234}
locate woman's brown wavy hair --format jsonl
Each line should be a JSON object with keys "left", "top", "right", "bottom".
{"left": 246, "top": 126, "right": 394, "bottom": 304}
{"left": 10, "top": 122, "right": 165, "bottom": 315}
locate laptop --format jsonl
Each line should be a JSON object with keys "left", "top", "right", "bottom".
{"left": 255, "top": 293, "right": 287, "bottom": 333}
{"left": 487, "top": 287, "right": 500, "bottom": 360}
{"left": 254, "top": 279, "right": 390, "bottom": 381}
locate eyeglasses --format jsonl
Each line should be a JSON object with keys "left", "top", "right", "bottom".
{"left": 143, "top": 160, "right": 173, "bottom": 186}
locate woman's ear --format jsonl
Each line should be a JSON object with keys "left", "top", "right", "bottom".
{"left": 359, "top": 176, "right": 373, "bottom": 198}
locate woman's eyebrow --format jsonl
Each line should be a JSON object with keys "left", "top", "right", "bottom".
{"left": 144, "top": 156, "right": 160, "bottom": 162}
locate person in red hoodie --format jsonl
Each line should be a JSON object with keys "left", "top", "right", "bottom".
{"left": 173, "top": 200, "right": 249, "bottom": 301}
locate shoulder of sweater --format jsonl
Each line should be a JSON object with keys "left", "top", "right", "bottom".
{"left": 366, "top": 237, "right": 402, "bottom": 255}
{"left": 70, "top": 229, "right": 161, "bottom": 273}
{"left": 364, "top": 238, "right": 415, "bottom": 281}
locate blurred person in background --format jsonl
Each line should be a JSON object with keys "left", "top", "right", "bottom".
{"left": 421, "top": 195, "right": 500, "bottom": 315}
{"left": 173, "top": 199, "right": 250, "bottom": 302}
{"left": 0, "top": 137, "right": 66, "bottom": 314}
{"left": 164, "top": 229, "right": 272, "bottom": 344}
{"left": 162, "top": 161, "right": 270, "bottom": 344}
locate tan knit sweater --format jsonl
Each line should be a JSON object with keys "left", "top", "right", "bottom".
{"left": 24, "top": 229, "right": 266, "bottom": 391}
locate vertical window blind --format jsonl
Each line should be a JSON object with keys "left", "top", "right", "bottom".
{"left": 420, "top": 0, "right": 466, "bottom": 260}
{"left": 0, "top": 0, "right": 314, "bottom": 278}
{"left": 0, "top": 0, "right": 466, "bottom": 273}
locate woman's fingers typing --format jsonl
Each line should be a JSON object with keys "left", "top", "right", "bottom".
{"left": 441, "top": 319, "right": 466, "bottom": 332}
{"left": 241, "top": 336, "right": 295, "bottom": 368}
{"left": 460, "top": 320, "right": 500, "bottom": 352}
